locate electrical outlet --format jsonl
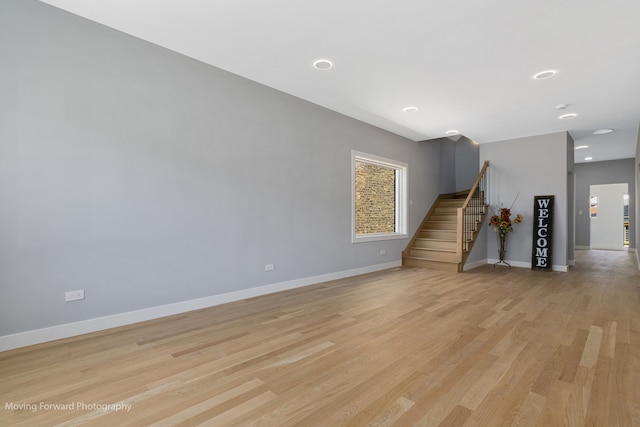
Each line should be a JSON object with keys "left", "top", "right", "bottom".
{"left": 65, "top": 289, "right": 85, "bottom": 302}
{"left": 265, "top": 264, "right": 275, "bottom": 271}
{"left": 380, "top": 249, "right": 386, "bottom": 255}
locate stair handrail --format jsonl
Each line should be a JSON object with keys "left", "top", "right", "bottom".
{"left": 456, "top": 161, "right": 490, "bottom": 260}
{"left": 461, "top": 160, "right": 490, "bottom": 208}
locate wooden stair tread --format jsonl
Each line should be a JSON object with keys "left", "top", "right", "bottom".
{"left": 410, "top": 247, "right": 455, "bottom": 253}
{"left": 402, "top": 257, "right": 460, "bottom": 272}
{"left": 403, "top": 255, "right": 458, "bottom": 263}
{"left": 403, "top": 169, "right": 489, "bottom": 273}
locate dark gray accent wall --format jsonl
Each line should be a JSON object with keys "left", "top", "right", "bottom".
{"left": 455, "top": 137, "right": 481, "bottom": 193}
{"left": 436, "top": 136, "right": 480, "bottom": 194}
{"left": 438, "top": 138, "right": 456, "bottom": 194}
{"left": 574, "top": 159, "right": 636, "bottom": 249}
{"left": 0, "top": 0, "right": 442, "bottom": 335}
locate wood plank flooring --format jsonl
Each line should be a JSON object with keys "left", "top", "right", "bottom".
{"left": 1, "top": 250, "right": 639, "bottom": 426}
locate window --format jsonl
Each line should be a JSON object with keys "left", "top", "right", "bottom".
{"left": 352, "top": 151, "right": 408, "bottom": 243}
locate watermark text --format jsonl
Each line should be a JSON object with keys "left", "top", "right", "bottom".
{"left": 5, "top": 401, "right": 132, "bottom": 413}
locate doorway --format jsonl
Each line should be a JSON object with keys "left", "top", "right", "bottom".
{"left": 590, "top": 183, "right": 628, "bottom": 250}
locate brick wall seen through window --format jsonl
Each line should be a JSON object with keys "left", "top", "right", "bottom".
{"left": 355, "top": 161, "right": 396, "bottom": 234}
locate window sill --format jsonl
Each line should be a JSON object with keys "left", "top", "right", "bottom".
{"left": 352, "top": 233, "right": 408, "bottom": 244}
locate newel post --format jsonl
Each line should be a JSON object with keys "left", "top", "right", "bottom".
{"left": 456, "top": 207, "right": 463, "bottom": 260}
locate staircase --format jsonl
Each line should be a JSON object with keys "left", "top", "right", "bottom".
{"left": 403, "top": 161, "right": 489, "bottom": 272}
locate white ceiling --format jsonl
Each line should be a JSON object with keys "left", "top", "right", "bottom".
{"left": 40, "top": 0, "right": 640, "bottom": 163}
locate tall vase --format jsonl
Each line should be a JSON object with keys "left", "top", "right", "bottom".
{"left": 498, "top": 233, "right": 507, "bottom": 261}
{"left": 495, "top": 232, "right": 510, "bottom": 268}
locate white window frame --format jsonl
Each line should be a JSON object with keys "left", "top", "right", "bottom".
{"left": 351, "top": 150, "right": 408, "bottom": 243}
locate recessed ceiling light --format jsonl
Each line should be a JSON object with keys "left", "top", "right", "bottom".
{"left": 445, "top": 130, "right": 459, "bottom": 135}
{"left": 585, "top": 157, "right": 593, "bottom": 161}
{"left": 402, "top": 106, "right": 418, "bottom": 113}
{"left": 593, "top": 128, "right": 614, "bottom": 135}
{"left": 534, "top": 70, "right": 556, "bottom": 80}
{"left": 558, "top": 113, "right": 577, "bottom": 120}
{"left": 313, "top": 59, "right": 333, "bottom": 70}
{"left": 575, "top": 145, "right": 588, "bottom": 150}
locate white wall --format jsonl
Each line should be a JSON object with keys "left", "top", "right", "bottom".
{"left": 480, "top": 132, "right": 569, "bottom": 270}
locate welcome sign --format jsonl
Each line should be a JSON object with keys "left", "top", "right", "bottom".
{"left": 531, "top": 195, "right": 554, "bottom": 271}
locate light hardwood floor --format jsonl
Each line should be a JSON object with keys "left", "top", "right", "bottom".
{"left": 1, "top": 250, "right": 639, "bottom": 426}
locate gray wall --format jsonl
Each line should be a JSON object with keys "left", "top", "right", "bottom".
{"left": 637, "top": 121, "right": 640, "bottom": 267}
{"left": 567, "top": 133, "right": 575, "bottom": 263}
{"left": 436, "top": 136, "right": 480, "bottom": 194}
{"left": 455, "top": 137, "right": 481, "bottom": 193}
{"left": 480, "top": 132, "right": 570, "bottom": 268}
{"left": 438, "top": 138, "right": 456, "bottom": 194}
{"left": 0, "top": 0, "right": 442, "bottom": 335}
{"left": 575, "top": 159, "right": 636, "bottom": 250}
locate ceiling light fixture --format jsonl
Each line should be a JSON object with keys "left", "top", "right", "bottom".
{"left": 575, "top": 145, "right": 588, "bottom": 150}
{"left": 445, "top": 130, "right": 459, "bottom": 135}
{"left": 534, "top": 70, "right": 556, "bottom": 80}
{"left": 313, "top": 59, "right": 333, "bottom": 70}
{"left": 402, "top": 106, "right": 418, "bottom": 113}
{"left": 585, "top": 157, "right": 593, "bottom": 161}
{"left": 558, "top": 113, "right": 577, "bottom": 120}
{"left": 593, "top": 128, "right": 614, "bottom": 135}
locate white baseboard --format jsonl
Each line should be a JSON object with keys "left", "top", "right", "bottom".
{"left": 463, "top": 258, "right": 569, "bottom": 272}
{"left": 487, "top": 258, "right": 530, "bottom": 269}
{"left": 591, "top": 245, "right": 627, "bottom": 251}
{"left": 575, "top": 245, "right": 590, "bottom": 250}
{"left": 486, "top": 258, "right": 568, "bottom": 272}
{"left": 462, "top": 259, "right": 487, "bottom": 271}
{"left": 464, "top": 258, "right": 575, "bottom": 273}
{"left": 0, "top": 261, "right": 402, "bottom": 352}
